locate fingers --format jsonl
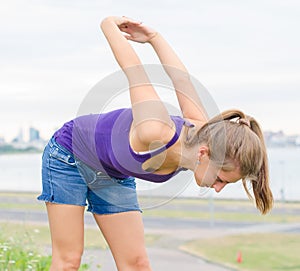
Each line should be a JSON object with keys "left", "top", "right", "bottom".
{"left": 119, "top": 24, "right": 132, "bottom": 35}
{"left": 122, "top": 15, "right": 142, "bottom": 25}
{"left": 122, "top": 33, "right": 132, "bottom": 40}
{"left": 119, "top": 24, "right": 129, "bottom": 31}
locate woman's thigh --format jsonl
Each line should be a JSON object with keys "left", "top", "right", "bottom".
{"left": 46, "top": 203, "right": 85, "bottom": 261}
{"left": 93, "top": 211, "right": 151, "bottom": 271}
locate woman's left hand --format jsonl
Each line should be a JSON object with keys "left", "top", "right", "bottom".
{"left": 119, "top": 16, "right": 157, "bottom": 43}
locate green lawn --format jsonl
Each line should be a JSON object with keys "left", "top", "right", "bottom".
{"left": 143, "top": 208, "right": 300, "bottom": 223}
{"left": 1, "top": 192, "right": 300, "bottom": 270}
{"left": 1, "top": 192, "right": 299, "bottom": 223}
{"left": 181, "top": 233, "right": 300, "bottom": 271}
{"left": 0, "top": 222, "right": 161, "bottom": 271}
{"left": 0, "top": 222, "right": 161, "bottom": 249}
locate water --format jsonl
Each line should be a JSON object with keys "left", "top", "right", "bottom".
{"left": 0, "top": 148, "right": 299, "bottom": 201}
{"left": 0, "top": 153, "right": 42, "bottom": 193}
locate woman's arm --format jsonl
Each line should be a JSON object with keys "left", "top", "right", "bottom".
{"left": 149, "top": 34, "right": 208, "bottom": 122}
{"left": 120, "top": 19, "right": 207, "bottom": 123}
{"left": 100, "top": 17, "right": 174, "bottom": 146}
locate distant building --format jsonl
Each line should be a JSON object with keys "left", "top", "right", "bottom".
{"left": 270, "top": 131, "right": 287, "bottom": 147}
{"left": 12, "top": 128, "right": 24, "bottom": 143}
{"left": 29, "top": 127, "right": 40, "bottom": 142}
{"left": 264, "top": 130, "right": 300, "bottom": 148}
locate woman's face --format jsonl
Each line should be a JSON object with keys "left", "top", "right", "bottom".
{"left": 194, "top": 146, "right": 242, "bottom": 193}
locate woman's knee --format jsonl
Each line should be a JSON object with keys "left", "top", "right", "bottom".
{"left": 135, "top": 256, "right": 151, "bottom": 270}
{"left": 125, "top": 255, "right": 151, "bottom": 271}
{"left": 51, "top": 251, "right": 83, "bottom": 271}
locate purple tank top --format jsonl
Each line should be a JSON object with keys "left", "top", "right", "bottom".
{"left": 54, "top": 108, "right": 192, "bottom": 183}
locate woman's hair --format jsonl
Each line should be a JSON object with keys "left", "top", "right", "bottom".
{"left": 186, "top": 109, "right": 273, "bottom": 215}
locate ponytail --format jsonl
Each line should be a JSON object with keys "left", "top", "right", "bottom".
{"left": 243, "top": 118, "right": 273, "bottom": 214}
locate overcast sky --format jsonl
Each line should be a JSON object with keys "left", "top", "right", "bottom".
{"left": 1, "top": 0, "right": 299, "bottom": 141}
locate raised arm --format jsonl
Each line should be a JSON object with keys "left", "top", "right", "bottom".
{"left": 100, "top": 17, "right": 174, "bottom": 146}
{"left": 121, "top": 19, "right": 208, "bottom": 123}
{"left": 149, "top": 34, "right": 208, "bottom": 122}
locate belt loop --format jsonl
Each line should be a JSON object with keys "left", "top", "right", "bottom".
{"left": 48, "top": 136, "right": 55, "bottom": 147}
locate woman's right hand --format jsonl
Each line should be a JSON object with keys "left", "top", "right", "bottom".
{"left": 101, "top": 16, "right": 158, "bottom": 43}
{"left": 118, "top": 16, "right": 158, "bottom": 44}
{"left": 101, "top": 16, "right": 139, "bottom": 27}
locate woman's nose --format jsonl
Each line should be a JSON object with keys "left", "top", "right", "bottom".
{"left": 212, "top": 182, "right": 227, "bottom": 193}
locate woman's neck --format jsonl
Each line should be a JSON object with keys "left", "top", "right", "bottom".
{"left": 172, "top": 142, "right": 199, "bottom": 171}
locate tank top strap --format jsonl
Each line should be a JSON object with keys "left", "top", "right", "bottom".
{"left": 129, "top": 116, "right": 187, "bottom": 161}
{"left": 183, "top": 118, "right": 195, "bottom": 128}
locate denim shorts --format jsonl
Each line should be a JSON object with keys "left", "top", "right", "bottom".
{"left": 37, "top": 137, "right": 141, "bottom": 214}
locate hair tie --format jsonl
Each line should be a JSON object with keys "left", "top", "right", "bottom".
{"left": 239, "top": 118, "right": 251, "bottom": 128}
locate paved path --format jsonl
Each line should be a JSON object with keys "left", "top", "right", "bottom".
{"left": 82, "top": 247, "right": 232, "bottom": 271}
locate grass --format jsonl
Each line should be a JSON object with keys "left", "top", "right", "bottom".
{"left": 1, "top": 192, "right": 300, "bottom": 223}
{"left": 142, "top": 196, "right": 300, "bottom": 223}
{"left": 0, "top": 232, "right": 51, "bottom": 271}
{"left": 0, "top": 223, "right": 52, "bottom": 271}
{"left": 0, "top": 220, "right": 161, "bottom": 271}
{"left": 0, "top": 221, "right": 161, "bottom": 249}
{"left": 144, "top": 202, "right": 300, "bottom": 223}
{"left": 1, "top": 192, "right": 300, "bottom": 270}
{"left": 181, "top": 233, "right": 300, "bottom": 271}
{"left": 0, "top": 202, "right": 44, "bottom": 211}
{"left": 0, "top": 221, "right": 162, "bottom": 270}
{"left": 0, "top": 222, "right": 161, "bottom": 249}
{"left": 0, "top": 222, "right": 98, "bottom": 270}
{"left": 143, "top": 208, "right": 300, "bottom": 223}
{"left": 139, "top": 196, "right": 300, "bottom": 209}
{"left": 0, "top": 222, "right": 109, "bottom": 250}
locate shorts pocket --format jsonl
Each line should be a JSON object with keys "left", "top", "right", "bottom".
{"left": 49, "top": 144, "right": 76, "bottom": 166}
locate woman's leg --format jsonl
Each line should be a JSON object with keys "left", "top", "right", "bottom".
{"left": 46, "top": 202, "right": 85, "bottom": 271}
{"left": 93, "top": 211, "right": 152, "bottom": 271}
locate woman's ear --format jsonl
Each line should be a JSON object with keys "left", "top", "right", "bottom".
{"left": 198, "top": 145, "right": 209, "bottom": 160}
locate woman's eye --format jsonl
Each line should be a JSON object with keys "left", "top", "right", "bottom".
{"left": 216, "top": 176, "right": 227, "bottom": 184}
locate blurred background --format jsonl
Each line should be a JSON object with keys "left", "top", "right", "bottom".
{"left": 0, "top": 1, "right": 299, "bottom": 270}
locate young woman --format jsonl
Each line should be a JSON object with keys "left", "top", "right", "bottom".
{"left": 38, "top": 16, "right": 273, "bottom": 271}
